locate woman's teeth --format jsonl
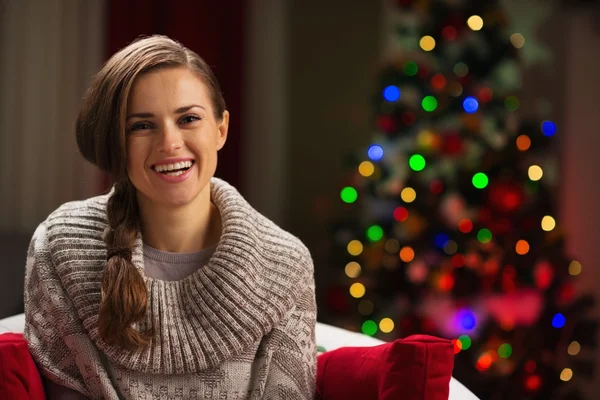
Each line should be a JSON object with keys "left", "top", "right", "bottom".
{"left": 153, "top": 160, "right": 194, "bottom": 174}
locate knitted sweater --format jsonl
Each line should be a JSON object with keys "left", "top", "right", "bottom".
{"left": 24, "top": 178, "right": 317, "bottom": 399}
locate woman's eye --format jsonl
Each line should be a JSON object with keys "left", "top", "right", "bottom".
{"left": 180, "top": 115, "right": 201, "bottom": 125}
{"left": 130, "top": 122, "right": 152, "bottom": 131}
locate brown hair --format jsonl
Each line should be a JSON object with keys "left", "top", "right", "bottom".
{"left": 76, "top": 35, "right": 226, "bottom": 349}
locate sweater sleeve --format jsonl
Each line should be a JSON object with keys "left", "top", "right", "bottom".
{"left": 23, "top": 223, "right": 93, "bottom": 398}
{"left": 261, "top": 274, "right": 317, "bottom": 400}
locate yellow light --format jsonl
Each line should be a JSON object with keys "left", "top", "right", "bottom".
{"left": 379, "top": 318, "right": 395, "bottom": 333}
{"left": 510, "top": 33, "right": 525, "bottom": 48}
{"left": 349, "top": 282, "right": 366, "bottom": 298}
{"left": 569, "top": 260, "right": 582, "bottom": 276}
{"left": 345, "top": 261, "right": 361, "bottom": 278}
{"left": 401, "top": 187, "right": 417, "bottom": 203}
{"left": 385, "top": 239, "right": 400, "bottom": 254}
{"left": 541, "top": 215, "right": 556, "bottom": 231}
{"left": 420, "top": 35, "right": 436, "bottom": 51}
{"left": 399, "top": 246, "right": 415, "bottom": 262}
{"left": 359, "top": 161, "right": 375, "bottom": 177}
{"left": 568, "top": 341, "right": 581, "bottom": 356}
{"left": 560, "top": 368, "right": 573, "bottom": 382}
{"left": 528, "top": 165, "right": 543, "bottom": 181}
{"left": 467, "top": 15, "right": 484, "bottom": 31}
{"left": 347, "top": 240, "right": 363, "bottom": 256}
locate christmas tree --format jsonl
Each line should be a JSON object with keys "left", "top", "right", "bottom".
{"left": 322, "top": 1, "right": 597, "bottom": 398}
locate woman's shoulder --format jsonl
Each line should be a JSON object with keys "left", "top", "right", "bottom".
{"left": 45, "top": 192, "right": 110, "bottom": 225}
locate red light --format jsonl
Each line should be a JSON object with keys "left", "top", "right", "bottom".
{"left": 430, "top": 180, "right": 444, "bottom": 195}
{"left": 439, "top": 274, "right": 455, "bottom": 291}
{"left": 442, "top": 26, "right": 458, "bottom": 40}
{"left": 524, "top": 374, "right": 541, "bottom": 391}
{"left": 452, "top": 254, "right": 465, "bottom": 267}
{"left": 478, "top": 87, "right": 493, "bottom": 102}
{"left": 377, "top": 115, "right": 396, "bottom": 133}
{"left": 401, "top": 112, "right": 416, "bottom": 125}
{"left": 524, "top": 360, "right": 537, "bottom": 373}
{"left": 431, "top": 74, "right": 447, "bottom": 90}
{"left": 458, "top": 219, "right": 473, "bottom": 233}
{"left": 394, "top": 207, "right": 409, "bottom": 222}
{"left": 476, "top": 352, "right": 493, "bottom": 371}
{"left": 452, "top": 339, "right": 461, "bottom": 354}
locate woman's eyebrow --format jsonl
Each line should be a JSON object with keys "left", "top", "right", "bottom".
{"left": 126, "top": 104, "right": 205, "bottom": 120}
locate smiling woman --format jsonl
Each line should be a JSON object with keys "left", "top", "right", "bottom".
{"left": 22, "top": 35, "right": 317, "bottom": 400}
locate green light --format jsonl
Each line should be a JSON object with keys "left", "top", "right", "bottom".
{"left": 477, "top": 228, "right": 493, "bottom": 244}
{"left": 422, "top": 96, "right": 438, "bottom": 112}
{"left": 498, "top": 343, "right": 512, "bottom": 358}
{"left": 362, "top": 320, "right": 378, "bottom": 336}
{"left": 367, "top": 225, "right": 384, "bottom": 242}
{"left": 458, "top": 335, "right": 471, "bottom": 350}
{"left": 341, "top": 187, "right": 358, "bottom": 203}
{"left": 472, "top": 172, "right": 489, "bottom": 189}
{"left": 403, "top": 61, "right": 418, "bottom": 76}
{"left": 409, "top": 154, "right": 426, "bottom": 171}
{"left": 505, "top": 96, "right": 520, "bottom": 111}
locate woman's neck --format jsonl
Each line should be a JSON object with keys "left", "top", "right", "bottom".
{"left": 137, "top": 188, "right": 222, "bottom": 253}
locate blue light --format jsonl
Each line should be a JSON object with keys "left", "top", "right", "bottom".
{"left": 462, "top": 96, "right": 479, "bottom": 113}
{"left": 457, "top": 310, "right": 477, "bottom": 330}
{"left": 383, "top": 85, "right": 401, "bottom": 102}
{"left": 552, "top": 313, "right": 566, "bottom": 328}
{"left": 434, "top": 233, "right": 449, "bottom": 249}
{"left": 368, "top": 145, "right": 384, "bottom": 161}
{"left": 541, "top": 120, "right": 557, "bottom": 137}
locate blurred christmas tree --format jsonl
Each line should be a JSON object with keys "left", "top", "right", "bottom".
{"left": 322, "top": 0, "right": 598, "bottom": 399}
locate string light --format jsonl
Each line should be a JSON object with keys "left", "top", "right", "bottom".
{"left": 457, "top": 309, "right": 476, "bottom": 330}
{"left": 528, "top": 165, "right": 543, "bottom": 181}
{"left": 498, "top": 343, "right": 512, "bottom": 358}
{"left": 347, "top": 240, "right": 363, "bottom": 256}
{"left": 552, "top": 313, "right": 566, "bottom": 328}
{"left": 430, "top": 179, "right": 444, "bottom": 195}
{"left": 345, "top": 261, "right": 361, "bottom": 278}
{"left": 516, "top": 240, "right": 530, "bottom": 255}
{"left": 463, "top": 96, "right": 479, "bottom": 113}
{"left": 516, "top": 135, "right": 531, "bottom": 151}
{"left": 401, "top": 187, "right": 417, "bottom": 202}
{"left": 349, "top": 282, "right": 366, "bottom": 298}
{"left": 358, "top": 161, "right": 375, "bottom": 177}
{"left": 568, "top": 341, "right": 581, "bottom": 356}
{"left": 431, "top": 74, "right": 446, "bottom": 90}
{"left": 510, "top": 33, "right": 525, "bottom": 48}
{"left": 362, "top": 320, "right": 378, "bottom": 336}
{"left": 448, "top": 82, "right": 463, "bottom": 97}
{"left": 385, "top": 238, "right": 400, "bottom": 253}
{"left": 368, "top": 144, "right": 384, "bottom": 161}
{"left": 444, "top": 240, "right": 458, "bottom": 255}
{"left": 569, "top": 261, "right": 582, "bottom": 276}
{"left": 454, "top": 62, "right": 469, "bottom": 77}
{"left": 399, "top": 246, "right": 415, "bottom": 262}
{"left": 452, "top": 254, "right": 465, "bottom": 267}
{"left": 453, "top": 339, "right": 462, "bottom": 354}
{"left": 341, "top": 187, "right": 358, "bottom": 203}
{"left": 420, "top": 35, "right": 436, "bottom": 51}
{"left": 458, "top": 219, "right": 473, "bottom": 233}
{"left": 383, "top": 85, "right": 401, "bottom": 102}
{"left": 458, "top": 335, "right": 472, "bottom": 350}
{"left": 505, "top": 96, "right": 520, "bottom": 111}
{"left": 476, "top": 351, "right": 493, "bottom": 371}
{"left": 541, "top": 120, "right": 557, "bottom": 136}
{"left": 541, "top": 215, "right": 556, "bottom": 231}
{"left": 477, "top": 229, "right": 493, "bottom": 243}
{"left": 560, "top": 368, "right": 573, "bottom": 382}
{"left": 467, "top": 15, "right": 484, "bottom": 31}
{"left": 358, "top": 300, "right": 374, "bottom": 316}
{"left": 403, "top": 61, "right": 418, "bottom": 76}
{"left": 442, "top": 26, "right": 457, "bottom": 40}
{"left": 435, "top": 233, "right": 450, "bottom": 249}
{"left": 524, "top": 374, "right": 541, "bottom": 391}
{"left": 379, "top": 318, "right": 395, "bottom": 333}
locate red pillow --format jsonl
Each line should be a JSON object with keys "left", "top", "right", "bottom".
{"left": 316, "top": 335, "right": 454, "bottom": 400}
{"left": 0, "top": 333, "right": 46, "bottom": 400}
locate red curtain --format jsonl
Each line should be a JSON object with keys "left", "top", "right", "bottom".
{"left": 103, "top": 0, "right": 246, "bottom": 191}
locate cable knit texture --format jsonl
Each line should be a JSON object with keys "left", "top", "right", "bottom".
{"left": 24, "top": 177, "right": 317, "bottom": 399}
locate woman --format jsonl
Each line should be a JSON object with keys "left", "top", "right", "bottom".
{"left": 24, "top": 35, "right": 317, "bottom": 399}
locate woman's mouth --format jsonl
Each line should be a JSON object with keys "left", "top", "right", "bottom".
{"left": 152, "top": 160, "right": 195, "bottom": 176}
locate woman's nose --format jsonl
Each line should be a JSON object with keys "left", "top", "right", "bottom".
{"left": 157, "top": 123, "right": 183, "bottom": 153}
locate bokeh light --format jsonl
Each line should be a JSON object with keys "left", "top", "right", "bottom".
{"left": 516, "top": 240, "right": 530, "bottom": 255}
{"left": 347, "top": 240, "right": 363, "bottom": 256}
{"left": 569, "top": 260, "right": 582, "bottom": 276}
{"left": 541, "top": 215, "right": 556, "bottom": 231}
{"left": 409, "top": 154, "right": 426, "bottom": 171}
{"left": 399, "top": 246, "right": 415, "bottom": 262}
{"left": 403, "top": 61, "right": 418, "bottom": 76}
{"left": 379, "top": 318, "right": 395, "bottom": 333}
{"left": 541, "top": 120, "right": 557, "bottom": 136}
{"left": 420, "top": 35, "right": 436, "bottom": 51}
{"left": 560, "top": 368, "right": 573, "bottom": 382}
{"left": 401, "top": 187, "right": 417, "bottom": 203}
{"left": 349, "top": 282, "right": 366, "bottom": 298}
{"left": 367, "top": 225, "right": 384, "bottom": 242}
{"left": 383, "top": 85, "right": 401, "bottom": 102}
{"left": 510, "top": 33, "right": 525, "bottom": 48}
{"left": 467, "top": 15, "right": 484, "bottom": 31}
{"left": 385, "top": 238, "right": 400, "bottom": 254}
{"left": 458, "top": 219, "right": 473, "bottom": 233}
{"left": 477, "top": 229, "right": 493, "bottom": 244}
{"left": 454, "top": 62, "right": 469, "bottom": 77}
{"left": 341, "top": 187, "right": 358, "bottom": 203}
{"left": 345, "top": 261, "right": 361, "bottom": 278}
{"left": 435, "top": 233, "right": 450, "bottom": 249}
{"left": 528, "top": 165, "right": 543, "bottom": 181}
{"left": 358, "top": 299, "right": 374, "bottom": 316}
{"left": 358, "top": 161, "right": 375, "bottom": 177}
{"left": 505, "top": 95, "right": 520, "bottom": 111}
{"left": 516, "top": 135, "right": 531, "bottom": 151}
{"left": 458, "top": 335, "right": 472, "bottom": 350}
{"left": 362, "top": 320, "right": 378, "bottom": 336}
{"left": 431, "top": 74, "right": 446, "bottom": 90}
{"left": 525, "top": 374, "right": 541, "bottom": 391}
{"left": 552, "top": 313, "right": 566, "bottom": 328}
{"left": 498, "top": 343, "right": 512, "bottom": 358}
{"left": 368, "top": 144, "right": 384, "bottom": 161}
{"left": 393, "top": 206, "right": 409, "bottom": 222}
{"left": 422, "top": 95, "right": 438, "bottom": 112}
{"left": 472, "top": 172, "right": 489, "bottom": 189}
{"left": 463, "top": 96, "right": 479, "bottom": 113}
{"left": 443, "top": 240, "right": 458, "bottom": 255}
{"left": 457, "top": 309, "right": 477, "bottom": 330}
{"left": 568, "top": 341, "right": 581, "bottom": 356}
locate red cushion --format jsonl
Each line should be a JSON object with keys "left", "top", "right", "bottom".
{"left": 316, "top": 335, "right": 454, "bottom": 400}
{"left": 0, "top": 333, "right": 46, "bottom": 400}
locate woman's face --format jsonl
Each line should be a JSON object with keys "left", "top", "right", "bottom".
{"left": 125, "top": 67, "right": 228, "bottom": 209}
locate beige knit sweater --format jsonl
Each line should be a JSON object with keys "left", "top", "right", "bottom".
{"left": 24, "top": 178, "right": 317, "bottom": 399}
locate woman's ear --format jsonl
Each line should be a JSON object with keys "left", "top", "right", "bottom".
{"left": 216, "top": 110, "right": 229, "bottom": 151}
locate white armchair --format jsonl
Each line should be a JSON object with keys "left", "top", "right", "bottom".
{"left": 1, "top": 314, "right": 479, "bottom": 399}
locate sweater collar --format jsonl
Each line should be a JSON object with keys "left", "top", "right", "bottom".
{"left": 58, "top": 177, "right": 312, "bottom": 374}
